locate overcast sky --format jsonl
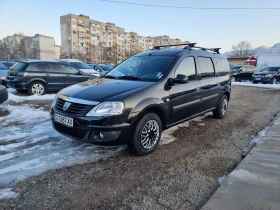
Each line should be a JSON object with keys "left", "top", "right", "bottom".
{"left": 0, "top": 0, "right": 279, "bottom": 52}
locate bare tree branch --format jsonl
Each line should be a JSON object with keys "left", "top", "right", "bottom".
{"left": 230, "top": 41, "right": 253, "bottom": 58}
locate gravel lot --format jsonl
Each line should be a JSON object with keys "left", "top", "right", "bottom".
{"left": 1, "top": 86, "right": 280, "bottom": 210}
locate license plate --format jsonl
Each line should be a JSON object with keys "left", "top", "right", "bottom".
{"left": 255, "top": 78, "right": 261, "bottom": 80}
{"left": 54, "top": 113, "right": 73, "bottom": 127}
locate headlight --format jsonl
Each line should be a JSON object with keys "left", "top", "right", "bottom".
{"left": 86, "top": 101, "right": 124, "bottom": 116}
{"left": 52, "top": 91, "right": 61, "bottom": 107}
{"left": 265, "top": 74, "right": 273, "bottom": 77}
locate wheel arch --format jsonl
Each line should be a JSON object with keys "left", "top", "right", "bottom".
{"left": 27, "top": 79, "right": 48, "bottom": 90}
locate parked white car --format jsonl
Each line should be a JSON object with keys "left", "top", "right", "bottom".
{"left": 59, "top": 59, "right": 100, "bottom": 77}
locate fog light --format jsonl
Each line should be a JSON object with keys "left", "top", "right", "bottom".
{"left": 92, "top": 132, "right": 104, "bottom": 141}
{"left": 99, "top": 132, "right": 104, "bottom": 139}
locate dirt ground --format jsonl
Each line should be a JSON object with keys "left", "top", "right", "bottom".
{"left": 1, "top": 86, "right": 280, "bottom": 210}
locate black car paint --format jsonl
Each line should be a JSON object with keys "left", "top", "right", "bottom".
{"left": 51, "top": 48, "right": 231, "bottom": 144}
{"left": 252, "top": 67, "right": 280, "bottom": 83}
{"left": 0, "top": 85, "right": 8, "bottom": 104}
{"left": 6, "top": 61, "right": 95, "bottom": 92}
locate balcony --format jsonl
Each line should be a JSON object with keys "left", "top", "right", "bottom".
{"left": 78, "top": 22, "right": 85, "bottom": 27}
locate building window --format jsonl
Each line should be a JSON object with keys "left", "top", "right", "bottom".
{"left": 73, "top": 31, "right": 77, "bottom": 34}
{"left": 108, "top": 32, "right": 111, "bottom": 35}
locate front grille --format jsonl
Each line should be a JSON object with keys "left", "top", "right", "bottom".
{"left": 55, "top": 98, "right": 94, "bottom": 116}
{"left": 53, "top": 122, "right": 87, "bottom": 139}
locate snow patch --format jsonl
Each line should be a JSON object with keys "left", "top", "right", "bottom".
{"left": 8, "top": 92, "right": 56, "bottom": 102}
{"left": 0, "top": 188, "right": 18, "bottom": 200}
{"left": 232, "top": 81, "right": 280, "bottom": 89}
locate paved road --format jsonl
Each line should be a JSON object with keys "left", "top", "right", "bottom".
{"left": 1, "top": 86, "right": 280, "bottom": 210}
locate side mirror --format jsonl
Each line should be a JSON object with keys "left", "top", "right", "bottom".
{"left": 174, "top": 74, "right": 189, "bottom": 84}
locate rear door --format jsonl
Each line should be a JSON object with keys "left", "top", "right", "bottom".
{"left": 58, "top": 63, "right": 90, "bottom": 87}
{"left": 169, "top": 56, "right": 202, "bottom": 125}
{"left": 197, "top": 57, "right": 220, "bottom": 112}
{"left": 40, "top": 63, "right": 65, "bottom": 90}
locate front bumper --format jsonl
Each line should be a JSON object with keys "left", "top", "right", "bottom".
{"left": 253, "top": 77, "right": 273, "bottom": 83}
{"left": 50, "top": 108, "right": 131, "bottom": 143}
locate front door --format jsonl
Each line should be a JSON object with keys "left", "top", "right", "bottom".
{"left": 58, "top": 64, "right": 89, "bottom": 87}
{"left": 39, "top": 63, "right": 65, "bottom": 90}
{"left": 169, "top": 56, "right": 202, "bottom": 125}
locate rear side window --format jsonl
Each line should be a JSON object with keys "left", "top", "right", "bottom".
{"left": 25, "top": 64, "right": 41, "bottom": 72}
{"left": 43, "top": 64, "right": 60, "bottom": 72}
{"left": 36, "top": 64, "right": 45, "bottom": 72}
{"left": 214, "top": 58, "right": 229, "bottom": 76}
{"left": 175, "top": 57, "right": 197, "bottom": 81}
{"left": 198, "top": 57, "right": 215, "bottom": 79}
{"left": 10, "top": 62, "right": 28, "bottom": 72}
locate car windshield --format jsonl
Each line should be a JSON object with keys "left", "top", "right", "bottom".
{"left": 0, "top": 63, "right": 8, "bottom": 70}
{"left": 99, "top": 64, "right": 114, "bottom": 71}
{"left": 70, "top": 62, "right": 92, "bottom": 69}
{"left": 105, "top": 56, "right": 176, "bottom": 81}
{"left": 262, "top": 67, "right": 280, "bottom": 72}
{"left": 230, "top": 66, "right": 242, "bottom": 72}
{"left": 10, "top": 62, "right": 28, "bottom": 72}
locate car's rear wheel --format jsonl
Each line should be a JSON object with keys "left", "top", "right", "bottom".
{"left": 128, "top": 112, "right": 162, "bottom": 156}
{"left": 28, "top": 82, "right": 46, "bottom": 95}
{"left": 213, "top": 95, "right": 228, "bottom": 119}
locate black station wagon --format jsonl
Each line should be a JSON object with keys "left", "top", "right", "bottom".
{"left": 6, "top": 61, "right": 95, "bottom": 95}
{"left": 51, "top": 43, "right": 231, "bottom": 155}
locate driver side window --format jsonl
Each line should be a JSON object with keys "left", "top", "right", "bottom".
{"left": 175, "top": 57, "right": 197, "bottom": 81}
{"left": 59, "top": 64, "right": 79, "bottom": 74}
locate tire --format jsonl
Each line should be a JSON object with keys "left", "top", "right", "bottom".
{"left": 252, "top": 81, "right": 257, "bottom": 84}
{"left": 28, "top": 81, "right": 46, "bottom": 95}
{"left": 128, "top": 112, "right": 162, "bottom": 156}
{"left": 231, "top": 76, "right": 236, "bottom": 82}
{"left": 213, "top": 95, "right": 228, "bottom": 119}
{"left": 271, "top": 77, "right": 277, "bottom": 84}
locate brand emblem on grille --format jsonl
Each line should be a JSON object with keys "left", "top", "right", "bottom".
{"left": 63, "top": 102, "right": 71, "bottom": 111}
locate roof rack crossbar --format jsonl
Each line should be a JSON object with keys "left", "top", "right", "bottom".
{"left": 153, "top": 43, "right": 197, "bottom": 50}
{"left": 184, "top": 45, "right": 221, "bottom": 54}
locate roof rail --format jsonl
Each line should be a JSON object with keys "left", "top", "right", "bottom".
{"left": 153, "top": 43, "right": 221, "bottom": 54}
{"left": 153, "top": 43, "right": 197, "bottom": 50}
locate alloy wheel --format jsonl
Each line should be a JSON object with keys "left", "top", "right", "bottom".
{"left": 31, "top": 84, "right": 44, "bottom": 95}
{"left": 221, "top": 98, "right": 228, "bottom": 116}
{"left": 140, "top": 120, "right": 160, "bottom": 150}
{"left": 272, "top": 78, "right": 277, "bottom": 84}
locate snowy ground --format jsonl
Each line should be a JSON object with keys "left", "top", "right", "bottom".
{"left": 232, "top": 81, "right": 280, "bottom": 89}
{"left": 0, "top": 89, "right": 194, "bottom": 199}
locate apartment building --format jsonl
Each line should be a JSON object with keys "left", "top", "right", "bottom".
{"left": 2, "top": 33, "right": 60, "bottom": 61}
{"left": 3, "top": 34, "right": 27, "bottom": 60}
{"left": 60, "top": 13, "right": 189, "bottom": 64}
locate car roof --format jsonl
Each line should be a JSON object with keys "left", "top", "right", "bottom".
{"left": 136, "top": 48, "right": 225, "bottom": 58}
{"left": 19, "top": 60, "right": 61, "bottom": 64}
{"left": 60, "top": 59, "right": 83, "bottom": 62}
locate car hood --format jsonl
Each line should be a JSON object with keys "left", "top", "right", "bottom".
{"left": 80, "top": 69, "right": 99, "bottom": 74}
{"left": 59, "top": 78, "right": 155, "bottom": 102}
{"left": 256, "top": 72, "right": 277, "bottom": 75}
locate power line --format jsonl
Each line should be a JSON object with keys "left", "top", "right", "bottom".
{"left": 98, "top": 0, "right": 280, "bottom": 10}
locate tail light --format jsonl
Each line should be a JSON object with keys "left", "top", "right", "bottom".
{"left": 16, "top": 72, "right": 28, "bottom": 78}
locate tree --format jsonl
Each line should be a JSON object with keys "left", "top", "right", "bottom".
{"left": 230, "top": 41, "right": 253, "bottom": 58}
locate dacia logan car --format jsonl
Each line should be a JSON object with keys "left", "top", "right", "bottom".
{"left": 51, "top": 43, "right": 231, "bottom": 156}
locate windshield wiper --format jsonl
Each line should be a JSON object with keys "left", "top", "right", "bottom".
{"left": 118, "top": 75, "right": 146, "bottom": 81}
{"left": 103, "top": 75, "right": 119, "bottom": 79}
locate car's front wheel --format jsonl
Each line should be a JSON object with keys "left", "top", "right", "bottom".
{"left": 128, "top": 112, "right": 162, "bottom": 156}
{"left": 28, "top": 81, "right": 46, "bottom": 95}
{"left": 271, "top": 77, "right": 277, "bottom": 84}
{"left": 213, "top": 95, "right": 228, "bottom": 119}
